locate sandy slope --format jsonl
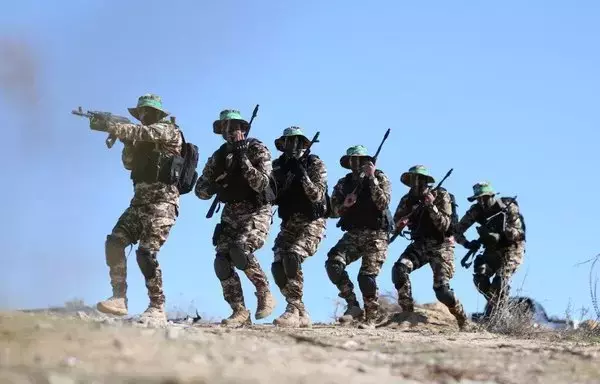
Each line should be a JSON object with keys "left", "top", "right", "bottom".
{"left": 1, "top": 306, "right": 599, "bottom": 384}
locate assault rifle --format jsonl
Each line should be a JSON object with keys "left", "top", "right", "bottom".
{"left": 71, "top": 106, "right": 132, "bottom": 148}
{"left": 460, "top": 195, "right": 518, "bottom": 268}
{"left": 206, "top": 104, "right": 260, "bottom": 219}
{"left": 388, "top": 168, "right": 454, "bottom": 244}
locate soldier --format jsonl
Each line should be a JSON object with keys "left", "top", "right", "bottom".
{"left": 455, "top": 181, "right": 526, "bottom": 318}
{"left": 270, "top": 127, "right": 328, "bottom": 328}
{"left": 195, "top": 109, "right": 276, "bottom": 326}
{"left": 91, "top": 94, "right": 183, "bottom": 324}
{"left": 391, "top": 165, "right": 469, "bottom": 329}
{"left": 325, "top": 145, "right": 392, "bottom": 328}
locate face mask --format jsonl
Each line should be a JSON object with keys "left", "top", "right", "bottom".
{"left": 221, "top": 121, "right": 244, "bottom": 143}
{"left": 409, "top": 175, "right": 428, "bottom": 196}
{"left": 138, "top": 108, "right": 160, "bottom": 126}
{"left": 477, "top": 195, "right": 495, "bottom": 210}
{"left": 283, "top": 136, "right": 305, "bottom": 159}
{"left": 349, "top": 157, "right": 364, "bottom": 173}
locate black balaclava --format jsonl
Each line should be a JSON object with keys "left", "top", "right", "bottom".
{"left": 137, "top": 107, "right": 161, "bottom": 126}
{"left": 221, "top": 120, "right": 246, "bottom": 144}
{"left": 409, "top": 174, "right": 429, "bottom": 197}
{"left": 477, "top": 195, "right": 496, "bottom": 210}
{"left": 283, "top": 136, "right": 305, "bottom": 159}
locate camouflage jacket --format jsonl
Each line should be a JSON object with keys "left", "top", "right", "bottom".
{"left": 329, "top": 170, "right": 391, "bottom": 219}
{"left": 107, "top": 118, "right": 182, "bottom": 207}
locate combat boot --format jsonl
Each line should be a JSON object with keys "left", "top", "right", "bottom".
{"left": 138, "top": 304, "right": 167, "bottom": 327}
{"left": 449, "top": 302, "right": 470, "bottom": 331}
{"left": 222, "top": 303, "right": 251, "bottom": 327}
{"left": 255, "top": 290, "right": 276, "bottom": 320}
{"left": 96, "top": 282, "right": 128, "bottom": 316}
{"left": 358, "top": 302, "right": 379, "bottom": 329}
{"left": 298, "top": 305, "right": 312, "bottom": 328}
{"left": 273, "top": 304, "right": 300, "bottom": 328}
{"left": 339, "top": 300, "right": 364, "bottom": 323}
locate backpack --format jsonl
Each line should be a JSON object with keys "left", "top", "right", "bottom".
{"left": 438, "top": 187, "right": 459, "bottom": 236}
{"left": 175, "top": 132, "right": 199, "bottom": 195}
{"left": 501, "top": 197, "right": 526, "bottom": 241}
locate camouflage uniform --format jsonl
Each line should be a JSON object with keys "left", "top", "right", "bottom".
{"left": 195, "top": 109, "right": 275, "bottom": 326}
{"left": 92, "top": 94, "right": 182, "bottom": 324}
{"left": 326, "top": 145, "right": 392, "bottom": 327}
{"left": 455, "top": 182, "right": 526, "bottom": 317}
{"left": 270, "top": 127, "right": 328, "bottom": 327}
{"left": 391, "top": 166, "right": 468, "bottom": 328}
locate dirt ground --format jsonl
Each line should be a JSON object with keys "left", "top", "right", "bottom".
{"left": 1, "top": 303, "right": 600, "bottom": 384}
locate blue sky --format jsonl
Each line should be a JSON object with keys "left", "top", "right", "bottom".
{"left": 1, "top": 0, "right": 599, "bottom": 323}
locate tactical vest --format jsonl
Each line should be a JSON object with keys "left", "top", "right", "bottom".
{"left": 475, "top": 197, "right": 526, "bottom": 246}
{"left": 337, "top": 172, "right": 391, "bottom": 231}
{"left": 213, "top": 138, "right": 274, "bottom": 206}
{"left": 130, "top": 141, "right": 178, "bottom": 185}
{"left": 273, "top": 154, "right": 326, "bottom": 222}
{"left": 406, "top": 188, "right": 457, "bottom": 243}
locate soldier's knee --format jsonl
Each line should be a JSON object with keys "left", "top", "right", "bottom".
{"left": 475, "top": 262, "right": 492, "bottom": 277}
{"left": 434, "top": 284, "right": 457, "bottom": 307}
{"left": 392, "top": 261, "right": 410, "bottom": 289}
{"left": 105, "top": 235, "right": 127, "bottom": 266}
{"left": 271, "top": 261, "right": 287, "bottom": 289}
{"left": 136, "top": 248, "right": 158, "bottom": 280}
{"left": 325, "top": 259, "right": 345, "bottom": 284}
{"left": 357, "top": 273, "right": 378, "bottom": 297}
{"left": 283, "top": 253, "right": 301, "bottom": 279}
{"left": 229, "top": 245, "right": 249, "bottom": 271}
{"left": 214, "top": 253, "right": 233, "bottom": 281}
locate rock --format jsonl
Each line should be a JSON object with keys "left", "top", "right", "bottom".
{"left": 76, "top": 311, "right": 89, "bottom": 320}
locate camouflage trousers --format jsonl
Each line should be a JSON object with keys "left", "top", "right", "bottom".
{"left": 326, "top": 229, "right": 388, "bottom": 320}
{"left": 272, "top": 214, "right": 326, "bottom": 312}
{"left": 107, "top": 201, "right": 179, "bottom": 308}
{"left": 393, "top": 238, "right": 465, "bottom": 317}
{"left": 213, "top": 201, "right": 272, "bottom": 308}
{"left": 473, "top": 241, "right": 525, "bottom": 316}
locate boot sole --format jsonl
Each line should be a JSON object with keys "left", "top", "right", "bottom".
{"left": 96, "top": 302, "right": 128, "bottom": 316}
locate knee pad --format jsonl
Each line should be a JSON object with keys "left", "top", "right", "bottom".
{"left": 325, "top": 259, "right": 345, "bottom": 284}
{"left": 105, "top": 235, "right": 126, "bottom": 266}
{"left": 271, "top": 261, "right": 287, "bottom": 289}
{"left": 391, "top": 262, "right": 410, "bottom": 289}
{"left": 229, "top": 245, "right": 249, "bottom": 270}
{"left": 214, "top": 253, "right": 233, "bottom": 281}
{"left": 282, "top": 253, "right": 301, "bottom": 279}
{"left": 357, "top": 273, "right": 377, "bottom": 297}
{"left": 434, "top": 284, "right": 457, "bottom": 307}
{"left": 136, "top": 248, "right": 158, "bottom": 280}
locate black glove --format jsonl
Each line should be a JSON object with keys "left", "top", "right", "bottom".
{"left": 90, "top": 115, "right": 109, "bottom": 132}
{"left": 232, "top": 139, "right": 248, "bottom": 158}
{"left": 464, "top": 240, "right": 480, "bottom": 251}
{"left": 481, "top": 232, "right": 500, "bottom": 247}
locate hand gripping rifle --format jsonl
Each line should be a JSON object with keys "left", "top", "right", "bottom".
{"left": 351, "top": 128, "right": 390, "bottom": 194}
{"left": 71, "top": 106, "right": 133, "bottom": 149}
{"left": 206, "top": 104, "right": 260, "bottom": 219}
{"left": 460, "top": 195, "right": 518, "bottom": 268}
{"left": 281, "top": 131, "right": 321, "bottom": 193}
{"left": 388, "top": 168, "right": 454, "bottom": 244}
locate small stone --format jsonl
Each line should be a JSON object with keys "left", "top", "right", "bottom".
{"left": 61, "top": 356, "right": 77, "bottom": 367}
{"left": 343, "top": 340, "right": 359, "bottom": 349}
{"left": 113, "top": 338, "right": 124, "bottom": 350}
{"left": 76, "top": 311, "right": 89, "bottom": 320}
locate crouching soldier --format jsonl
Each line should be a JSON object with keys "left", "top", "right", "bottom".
{"left": 325, "top": 145, "right": 392, "bottom": 328}
{"left": 455, "top": 181, "right": 526, "bottom": 319}
{"left": 92, "top": 94, "right": 183, "bottom": 325}
{"left": 270, "top": 127, "right": 328, "bottom": 327}
{"left": 391, "top": 165, "right": 469, "bottom": 329}
{"left": 195, "top": 109, "right": 276, "bottom": 326}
